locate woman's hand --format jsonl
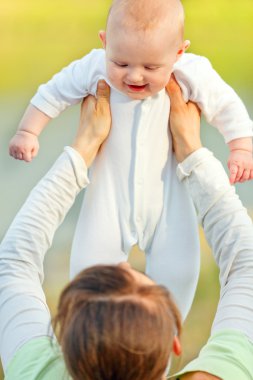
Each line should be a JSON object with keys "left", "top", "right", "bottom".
{"left": 72, "top": 80, "right": 111, "bottom": 167}
{"left": 166, "top": 75, "right": 202, "bottom": 162}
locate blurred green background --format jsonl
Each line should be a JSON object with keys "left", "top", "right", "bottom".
{"left": 0, "top": 0, "right": 252, "bottom": 378}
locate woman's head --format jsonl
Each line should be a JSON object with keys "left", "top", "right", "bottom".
{"left": 54, "top": 264, "right": 181, "bottom": 380}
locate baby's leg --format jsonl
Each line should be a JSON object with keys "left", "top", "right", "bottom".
{"left": 70, "top": 185, "right": 134, "bottom": 279}
{"left": 145, "top": 161, "right": 200, "bottom": 321}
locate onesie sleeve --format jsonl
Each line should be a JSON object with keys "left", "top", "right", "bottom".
{"left": 173, "top": 54, "right": 253, "bottom": 143}
{"left": 30, "top": 49, "right": 107, "bottom": 118}
{"left": 0, "top": 147, "right": 89, "bottom": 371}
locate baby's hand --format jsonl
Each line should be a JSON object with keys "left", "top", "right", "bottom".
{"left": 228, "top": 149, "right": 253, "bottom": 184}
{"left": 9, "top": 131, "right": 39, "bottom": 162}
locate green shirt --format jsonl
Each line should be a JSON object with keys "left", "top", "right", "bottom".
{"left": 170, "top": 330, "right": 253, "bottom": 380}
{"left": 5, "top": 330, "right": 253, "bottom": 380}
{"left": 5, "top": 337, "right": 71, "bottom": 380}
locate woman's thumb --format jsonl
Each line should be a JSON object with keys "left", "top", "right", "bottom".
{"left": 96, "top": 80, "right": 110, "bottom": 100}
{"left": 166, "top": 75, "right": 184, "bottom": 106}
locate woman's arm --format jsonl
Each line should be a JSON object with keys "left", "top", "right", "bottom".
{"left": 168, "top": 76, "right": 253, "bottom": 341}
{"left": 0, "top": 81, "right": 111, "bottom": 370}
{"left": 167, "top": 78, "right": 253, "bottom": 379}
{"left": 176, "top": 149, "right": 253, "bottom": 380}
{"left": 0, "top": 147, "right": 88, "bottom": 370}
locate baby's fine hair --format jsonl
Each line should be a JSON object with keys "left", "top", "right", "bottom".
{"left": 54, "top": 264, "right": 181, "bottom": 380}
{"left": 107, "top": 0, "right": 185, "bottom": 35}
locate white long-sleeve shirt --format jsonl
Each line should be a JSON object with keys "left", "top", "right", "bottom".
{"left": 1, "top": 148, "right": 253, "bottom": 380}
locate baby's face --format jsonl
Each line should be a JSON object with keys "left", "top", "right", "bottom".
{"left": 101, "top": 27, "right": 182, "bottom": 100}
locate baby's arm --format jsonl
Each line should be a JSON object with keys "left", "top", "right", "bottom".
{"left": 9, "top": 104, "right": 51, "bottom": 162}
{"left": 9, "top": 49, "right": 105, "bottom": 162}
{"left": 174, "top": 54, "right": 253, "bottom": 184}
{"left": 228, "top": 137, "right": 253, "bottom": 184}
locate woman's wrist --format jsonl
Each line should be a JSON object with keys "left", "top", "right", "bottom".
{"left": 71, "top": 133, "right": 102, "bottom": 167}
{"left": 173, "top": 136, "right": 202, "bottom": 162}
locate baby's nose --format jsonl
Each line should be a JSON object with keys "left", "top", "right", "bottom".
{"left": 126, "top": 68, "right": 143, "bottom": 83}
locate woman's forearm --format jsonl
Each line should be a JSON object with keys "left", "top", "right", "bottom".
{"left": 175, "top": 148, "right": 253, "bottom": 379}
{"left": 0, "top": 147, "right": 89, "bottom": 369}
{"left": 0, "top": 147, "right": 88, "bottom": 281}
{"left": 178, "top": 148, "right": 253, "bottom": 339}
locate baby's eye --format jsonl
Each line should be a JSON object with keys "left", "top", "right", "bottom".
{"left": 145, "top": 66, "right": 159, "bottom": 71}
{"left": 114, "top": 62, "right": 128, "bottom": 67}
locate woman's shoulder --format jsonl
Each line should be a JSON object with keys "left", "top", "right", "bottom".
{"left": 4, "top": 337, "right": 71, "bottom": 380}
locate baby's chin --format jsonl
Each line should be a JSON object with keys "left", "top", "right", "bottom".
{"left": 124, "top": 87, "right": 165, "bottom": 100}
{"left": 125, "top": 91, "right": 151, "bottom": 100}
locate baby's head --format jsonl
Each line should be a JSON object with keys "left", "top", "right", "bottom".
{"left": 100, "top": 0, "right": 188, "bottom": 99}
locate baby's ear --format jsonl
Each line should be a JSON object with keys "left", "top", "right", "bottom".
{"left": 176, "top": 40, "right": 191, "bottom": 61}
{"left": 99, "top": 30, "right": 107, "bottom": 48}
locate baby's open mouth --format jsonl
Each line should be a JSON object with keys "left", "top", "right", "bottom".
{"left": 127, "top": 84, "right": 147, "bottom": 92}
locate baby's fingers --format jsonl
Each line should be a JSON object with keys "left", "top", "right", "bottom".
{"left": 23, "top": 151, "right": 32, "bottom": 162}
{"left": 9, "top": 147, "right": 15, "bottom": 158}
{"left": 9, "top": 143, "right": 17, "bottom": 158}
{"left": 17, "top": 152, "right": 24, "bottom": 160}
{"left": 9, "top": 147, "right": 23, "bottom": 160}
{"left": 31, "top": 144, "right": 39, "bottom": 160}
{"left": 239, "top": 169, "right": 251, "bottom": 183}
{"left": 229, "top": 164, "right": 239, "bottom": 184}
{"left": 234, "top": 166, "right": 244, "bottom": 183}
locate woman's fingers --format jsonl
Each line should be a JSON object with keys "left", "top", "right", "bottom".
{"left": 166, "top": 75, "right": 186, "bottom": 110}
{"left": 96, "top": 80, "right": 110, "bottom": 100}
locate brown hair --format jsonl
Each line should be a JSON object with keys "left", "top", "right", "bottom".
{"left": 54, "top": 265, "right": 181, "bottom": 380}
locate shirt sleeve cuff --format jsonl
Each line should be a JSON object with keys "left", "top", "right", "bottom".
{"left": 176, "top": 148, "right": 213, "bottom": 181}
{"left": 169, "top": 330, "right": 253, "bottom": 380}
{"left": 64, "top": 146, "right": 90, "bottom": 189}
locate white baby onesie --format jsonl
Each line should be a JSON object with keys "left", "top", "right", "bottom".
{"left": 31, "top": 49, "right": 253, "bottom": 319}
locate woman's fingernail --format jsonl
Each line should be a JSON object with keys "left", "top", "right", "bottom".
{"left": 98, "top": 80, "right": 106, "bottom": 89}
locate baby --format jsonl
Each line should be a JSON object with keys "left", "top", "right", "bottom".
{"left": 9, "top": 0, "right": 253, "bottom": 319}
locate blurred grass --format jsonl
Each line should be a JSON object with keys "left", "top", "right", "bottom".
{"left": 184, "top": 0, "right": 253, "bottom": 89}
{"left": 0, "top": 0, "right": 110, "bottom": 94}
{"left": 0, "top": 0, "right": 252, "bottom": 378}
{"left": 1, "top": 0, "right": 253, "bottom": 93}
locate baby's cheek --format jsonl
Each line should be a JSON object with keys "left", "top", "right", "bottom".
{"left": 152, "top": 71, "right": 172, "bottom": 92}
{"left": 106, "top": 65, "right": 121, "bottom": 87}
{"left": 163, "top": 70, "right": 173, "bottom": 85}
{"left": 160, "top": 67, "right": 173, "bottom": 83}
